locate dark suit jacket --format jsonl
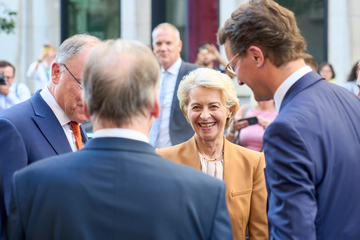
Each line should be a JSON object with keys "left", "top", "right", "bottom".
{"left": 169, "top": 61, "right": 200, "bottom": 146}
{"left": 263, "top": 71, "right": 360, "bottom": 240}
{"left": 0, "top": 90, "right": 87, "bottom": 213}
{"left": 8, "top": 137, "right": 232, "bottom": 240}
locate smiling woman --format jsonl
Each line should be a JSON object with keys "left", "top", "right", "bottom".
{"left": 156, "top": 68, "right": 268, "bottom": 240}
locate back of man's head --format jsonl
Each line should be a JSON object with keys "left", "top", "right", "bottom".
{"left": 83, "top": 39, "right": 160, "bottom": 127}
{"left": 217, "top": 0, "right": 306, "bottom": 67}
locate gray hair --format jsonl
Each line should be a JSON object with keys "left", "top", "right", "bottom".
{"left": 152, "top": 23, "right": 180, "bottom": 42}
{"left": 54, "top": 34, "right": 101, "bottom": 68}
{"left": 177, "top": 68, "right": 239, "bottom": 129}
{"left": 82, "top": 39, "right": 161, "bottom": 127}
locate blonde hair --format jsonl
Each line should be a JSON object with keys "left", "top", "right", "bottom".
{"left": 177, "top": 68, "right": 239, "bottom": 129}
{"left": 82, "top": 39, "right": 161, "bottom": 127}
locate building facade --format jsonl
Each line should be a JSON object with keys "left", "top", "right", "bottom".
{"left": 0, "top": 0, "right": 359, "bottom": 95}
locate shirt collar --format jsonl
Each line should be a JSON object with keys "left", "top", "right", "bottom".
{"left": 273, "top": 66, "right": 312, "bottom": 115}
{"left": 161, "top": 58, "right": 182, "bottom": 75}
{"left": 92, "top": 128, "right": 149, "bottom": 143}
{"left": 40, "top": 85, "right": 71, "bottom": 126}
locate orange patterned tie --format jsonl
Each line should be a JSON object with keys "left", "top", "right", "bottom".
{"left": 69, "top": 121, "right": 83, "bottom": 150}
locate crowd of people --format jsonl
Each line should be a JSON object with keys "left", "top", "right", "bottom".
{"left": 0, "top": 0, "right": 360, "bottom": 239}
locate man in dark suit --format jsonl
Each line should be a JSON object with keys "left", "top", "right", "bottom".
{"left": 7, "top": 39, "right": 233, "bottom": 240}
{"left": 0, "top": 34, "right": 101, "bottom": 213}
{"left": 149, "top": 23, "right": 200, "bottom": 148}
{"left": 218, "top": 0, "right": 360, "bottom": 239}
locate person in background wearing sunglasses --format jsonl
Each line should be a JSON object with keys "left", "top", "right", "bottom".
{"left": 0, "top": 34, "right": 101, "bottom": 217}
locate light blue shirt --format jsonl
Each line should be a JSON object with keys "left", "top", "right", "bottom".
{"left": 149, "top": 57, "right": 182, "bottom": 148}
{"left": 273, "top": 66, "right": 312, "bottom": 115}
{"left": 0, "top": 82, "right": 31, "bottom": 113}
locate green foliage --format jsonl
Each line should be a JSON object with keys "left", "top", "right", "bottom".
{"left": 0, "top": 3, "right": 17, "bottom": 34}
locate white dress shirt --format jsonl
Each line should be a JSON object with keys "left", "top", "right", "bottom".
{"left": 150, "top": 57, "right": 182, "bottom": 148}
{"left": 273, "top": 66, "right": 312, "bottom": 115}
{"left": 92, "top": 128, "right": 149, "bottom": 143}
{"left": 0, "top": 83, "right": 31, "bottom": 113}
{"left": 40, "top": 85, "right": 78, "bottom": 152}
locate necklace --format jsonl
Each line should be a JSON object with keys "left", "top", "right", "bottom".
{"left": 201, "top": 151, "right": 224, "bottom": 161}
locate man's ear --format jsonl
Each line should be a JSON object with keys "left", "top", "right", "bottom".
{"left": 51, "top": 62, "right": 61, "bottom": 84}
{"left": 151, "top": 92, "right": 160, "bottom": 119}
{"left": 178, "top": 40, "right": 183, "bottom": 53}
{"left": 247, "top": 46, "right": 265, "bottom": 67}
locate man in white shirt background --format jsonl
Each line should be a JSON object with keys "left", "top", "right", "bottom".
{"left": 0, "top": 34, "right": 101, "bottom": 214}
{"left": 149, "top": 23, "right": 200, "bottom": 148}
{"left": 0, "top": 61, "right": 31, "bottom": 113}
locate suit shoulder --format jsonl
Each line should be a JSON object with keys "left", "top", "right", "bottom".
{"left": 181, "top": 61, "right": 202, "bottom": 72}
{"left": 0, "top": 98, "right": 32, "bottom": 120}
{"left": 156, "top": 142, "right": 185, "bottom": 158}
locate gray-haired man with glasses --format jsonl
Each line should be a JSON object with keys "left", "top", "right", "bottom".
{"left": 0, "top": 34, "right": 101, "bottom": 214}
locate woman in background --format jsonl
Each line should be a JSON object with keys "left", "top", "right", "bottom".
{"left": 343, "top": 60, "right": 360, "bottom": 95}
{"left": 226, "top": 95, "right": 276, "bottom": 152}
{"left": 27, "top": 44, "right": 57, "bottom": 92}
{"left": 156, "top": 68, "right": 268, "bottom": 240}
{"left": 318, "top": 62, "right": 336, "bottom": 84}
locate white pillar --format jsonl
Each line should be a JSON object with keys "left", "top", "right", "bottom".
{"left": 328, "top": 0, "right": 350, "bottom": 84}
{"left": 121, "top": 0, "right": 151, "bottom": 46}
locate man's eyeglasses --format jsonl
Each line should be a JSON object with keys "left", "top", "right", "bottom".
{"left": 224, "top": 53, "right": 240, "bottom": 78}
{"left": 60, "top": 63, "right": 82, "bottom": 89}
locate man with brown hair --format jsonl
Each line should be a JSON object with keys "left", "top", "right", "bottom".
{"left": 218, "top": 0, "right": 360, "bottom": 239}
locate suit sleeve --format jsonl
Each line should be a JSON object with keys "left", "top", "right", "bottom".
{"left": 7, "top": 172, "right": 25, "bottom": 240}
{"left": 0, "top": 118, "right": 27, "bottom": 213}
{"left": 210, "top": 182, "right": 233, "bottom": 240}
{"left": 263, "top": 121, "right": 316, "bottom": 240}
{"left": 248, "top": 153, "right": 268, "bottom": 240}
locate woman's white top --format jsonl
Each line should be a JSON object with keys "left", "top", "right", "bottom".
{"left": 199, "top": 152, "right": 224, "bottom": 181}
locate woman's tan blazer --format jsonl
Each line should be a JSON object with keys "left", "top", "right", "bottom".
{"left": 156, "top": 136, "right": 268, "bottom": 240}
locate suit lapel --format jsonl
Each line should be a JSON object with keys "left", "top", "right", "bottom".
{"left": 180, "top": 137, "right": 202, "bottom": 169}
{"left": 280, "top": 71, "right": 323, "bottom": 113}
{"left": 80, "top": 125, "right": 88, "bottom": 144}
{"left": 30, "top": 91, "right": 72, "bottom": 155}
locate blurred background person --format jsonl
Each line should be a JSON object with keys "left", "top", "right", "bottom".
{"left": 27, "top": 44, "right": 57, "bottom": 92}
{"left": 194, "top": 42, "right": 227, "bottom": 72}
{"left": 149, "top": 23, "right": 200, "bottom": 148}
{"left": 226, "top": 94, "right": 276, "bottom": 152}
{"left": 318, "top": 62, "right": 336, "bottom": 84}
{"left": 0, "top": 60, "right": 31, "bottom": 113}
{"left": 303, "top": 53, "right": 318, "bottom": 71}
{"left": 157, "top": 68, "right": 268, "bottom": 240}
{"left": 342, "top": 60, "right": 360, "bottom": 95}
